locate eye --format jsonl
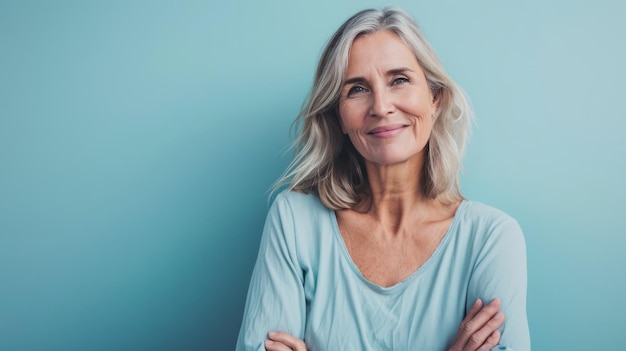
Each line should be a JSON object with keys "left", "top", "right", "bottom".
{"left": 347, "top": 85, "right": 367, "bottom": 96}
{"left": 392, "top": 77, "right": 410, "bottom": 85}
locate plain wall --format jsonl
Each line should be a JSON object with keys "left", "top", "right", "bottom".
{"left": 1, "top": 0, "right": 624, "bottom": 350}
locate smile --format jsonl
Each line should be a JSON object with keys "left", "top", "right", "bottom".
{"left": 367, "top": 124, "right": 408, "bottom": 138}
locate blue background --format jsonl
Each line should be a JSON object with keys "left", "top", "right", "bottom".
{"left": 1, "top": 0, "right": 624, "bottom": 350}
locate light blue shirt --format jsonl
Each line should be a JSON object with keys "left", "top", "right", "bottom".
{"left": 236, "top": 191, "right": 530, "bottom": 351}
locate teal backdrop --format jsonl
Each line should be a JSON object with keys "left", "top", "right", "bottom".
{"left": 1, "top": 0, "right": 624, "bottom": 350}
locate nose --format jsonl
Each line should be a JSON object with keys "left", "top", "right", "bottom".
{"left": 369, "top": 88, "right": 395, "bottom": 118}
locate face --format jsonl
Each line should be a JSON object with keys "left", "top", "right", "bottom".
{"left": 338, "top": 30, "right": 438, "bottom": 167}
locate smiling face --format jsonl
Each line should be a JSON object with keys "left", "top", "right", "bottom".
{"left": 338, "top": 30, "right": 438, "bottom": 168}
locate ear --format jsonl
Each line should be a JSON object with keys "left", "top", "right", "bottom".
{"left": 430, "top": 87, "right": 441, "bottom": 112}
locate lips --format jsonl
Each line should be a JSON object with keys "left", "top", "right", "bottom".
{"left": 367, "top": 124, "right": 408, "bottom": 138}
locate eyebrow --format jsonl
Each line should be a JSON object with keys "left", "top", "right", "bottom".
{"left": 343, "top": 67, "right": 415, "bottom": 86}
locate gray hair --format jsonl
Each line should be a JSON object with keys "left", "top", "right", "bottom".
{"left": 274, "top": 6, "right": 473, "bottom": 209}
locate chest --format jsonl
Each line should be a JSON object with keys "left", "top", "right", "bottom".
{"left": 336, "top": 213, "right": 453, "bottom": 287}
{"left": 302, "top": 255, "right": 469, "bottom": 351}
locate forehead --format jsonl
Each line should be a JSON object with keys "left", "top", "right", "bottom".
{"left": 346, "top": 30, "right": 420, "bottom": 74}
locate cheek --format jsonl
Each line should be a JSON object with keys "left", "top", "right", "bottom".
{"left": 422, "top": 120, "right": 435, "bottom": 145}
{"left": 338, "top": 103, "right": 361, "bottom": 134}
{"left": 337, "top": 116, "right": 347, "bottom": 134}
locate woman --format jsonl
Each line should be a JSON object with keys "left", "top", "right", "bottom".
{"left": 237, "top": 7, "right": 529, "bottom": 351}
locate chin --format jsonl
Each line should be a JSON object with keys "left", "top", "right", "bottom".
{"left": 366, "top": 147, "right": 425, "bottom": 166}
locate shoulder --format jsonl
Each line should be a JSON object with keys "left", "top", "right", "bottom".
{"left": 268, "top": 190, "right": 331, "bottom": 232}
{"left": 459, "top": 200, "right": 520, "bottom": 229}
{"left": 456, "top": 200, "right": 525, "bottom": 248}
{"left": 273, "top": 190, "right": 325, "bottom": 209}
{"left": 271, "top": 190, "right": 327, "bottom": 217}
{"left": 267, "top": 191, "right": 335, "bottom": 266}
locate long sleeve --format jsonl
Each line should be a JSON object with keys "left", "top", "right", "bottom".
{"left": 467, "top": 215, "right": 531, "bottom": 351}
{"left": 236, "top": 194, "right": 306, "bottom": 351}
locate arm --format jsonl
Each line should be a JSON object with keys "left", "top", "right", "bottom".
{"left": 236, "top": 194, "right": 307, "bottom": 351}
{"left": 466, "top": 216, "right": 530, "bottom": 351}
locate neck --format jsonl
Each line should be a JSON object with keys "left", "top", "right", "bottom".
{"left": 358, "top": 156, "right": 436, "bottom": 233}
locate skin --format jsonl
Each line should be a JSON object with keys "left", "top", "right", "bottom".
{"left": 265, "top": 30, "right": 504, "bottom": 351}
{"left": 336, "top": 29, "right": 447, "bottom": 289}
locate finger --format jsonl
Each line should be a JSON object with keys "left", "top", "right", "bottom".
{"left": 485, "top": 329, "right": 501, "bottom": 347}
{"left": 466, "top": 298, "right": 484, "bottom": 321}
{"left": 268, "top": 331, "right": 307, "bottom": 351}
{"left": 265, "top": 340, "right": 295, "bottom": 351}
{"left": 462, "top": 298, "right": 501, "bottom": 335}
{"left": 463, "top": 311, "right": 505, "bottom": 350}
{"left": 453, "top": 298, "right": 499, "bottom": 349}
{"left": 477, "top": 343, "right": 494, "bottom": 351}
{"left": 449, "top": 299, "right": 484, "bottom": 351}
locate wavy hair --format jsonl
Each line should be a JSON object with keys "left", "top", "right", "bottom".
{"left": 273, "top": 6, "right": 473, "bottom": 209}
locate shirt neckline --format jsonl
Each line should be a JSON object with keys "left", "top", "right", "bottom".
{"left": 328, "top": 200, "right": 468, "bottom": 294}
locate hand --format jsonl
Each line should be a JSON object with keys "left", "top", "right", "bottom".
{"left": 448, "top": 298, "right": 505, "bottom": 351}
{"left": 264, "top": 331, "right": 307, "bottom": 351}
